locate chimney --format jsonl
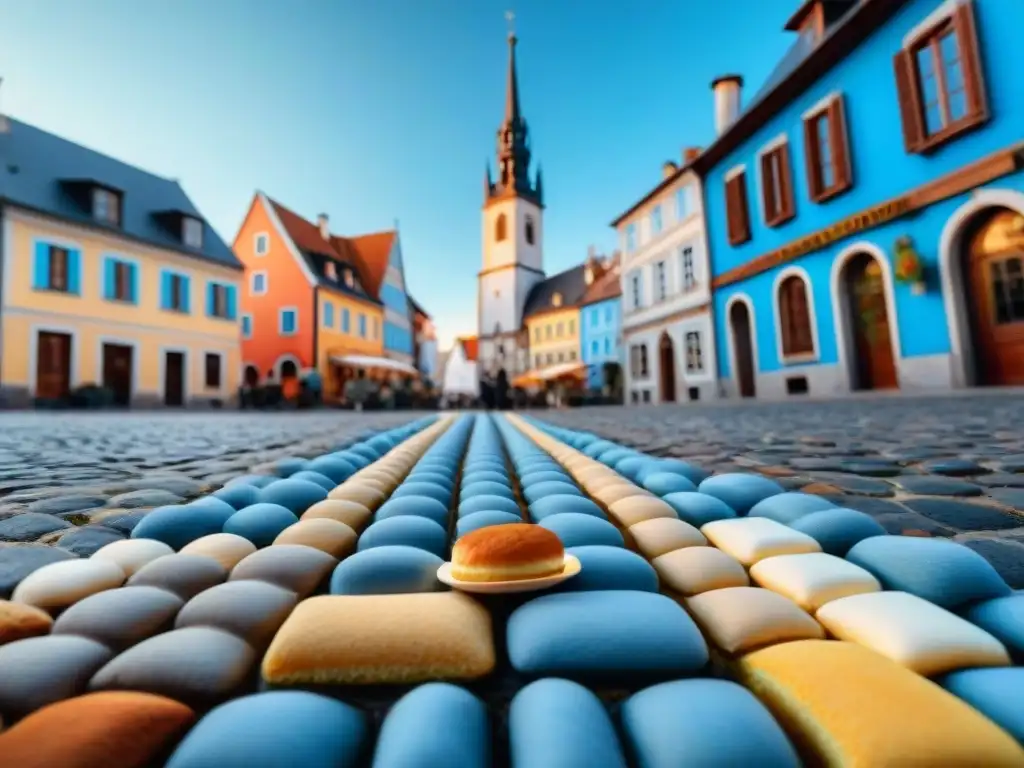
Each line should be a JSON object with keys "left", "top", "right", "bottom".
{"left": 317, "top": 213, "right": 330, "bottom": 240}
{"left": 711, "top": 75, "right": 744, "bottom": 136}
{"left": 683, "top": 146, "right": 702, "bottom": 164}
{"left": 661, "top": 161, "right": 678, "bottom": 179}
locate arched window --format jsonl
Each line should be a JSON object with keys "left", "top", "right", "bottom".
{"left": 778, "top": 274, "right": 815, "bottom": 357}
{"left": 495, "top": 213, "right": 508, "bottom": 242}
{"left": 525, "top": 215, "right": 535, "bottom": 245}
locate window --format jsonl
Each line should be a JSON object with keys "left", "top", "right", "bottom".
{"left": 241, "top": 313, "right": 253, "bottom": 339}
{"left": 545, "top": 352, "right": 553, "bottom": 365}
{"left": 604, "top": 305, "right": 612, "bottom": 323}
{"left": 675, "top": 184, "right": 696, "bottom": 220}
{"left": 279, "top": 308, "right": 297, "bottom": 335}
{"left": 777, "top": 274, "right": 815, "bottom": 358}
{"left": 569, "top": 350, "right": 577, "bottom": 361}
{"left": 104, "top": 258, "right": 135, "bottom": 303}
{"left": 250, "top": 272, "right": 267, "bottom": 295}
{"left": 651, "top": 205, "right": 663, "bottom": 236}
{"left": 591, "top": 340, "right": 599, "bottom": 355}
{"left": 655, "top": 261, "right": 667, "bottom": 302}
{"left": 358, "top": 313, "right": 367, "bottom": 337}
{"left": 551, "top": 292, "right": 562, "bottom": 308}
{"left": 557, "top": 352, "right": 565, "bottom": 363}
{"left": 556, "top": 322, "right": 564, "bottom": 337}
{"left": 604, "top": 337, "right": 611, "bottom": 354}
{"left": 204, "top": 353, "right": 222, "bottom": 389}
{"left": 725, "top": 170, "right": 752, "bottom": 246}
{"left": 535, "top": 354, "right": 542, "bottom": 368}
{"left": 630, "top": 271, "right": 642, "bottom": 310}
{"left": 182, "top": 217, "right": 203, "bottom": 249}
{"left": 534, "top": 327, "right": 542, "bottom": 342}
{"left": 325, "top": 262, "right": 337, "bottom": 281}
{"left": 42, "top": 245, "right": 70, "bottom": 292}
{"left": 545, "top": 324, "right": 552, "bottom": 340}
{"left": 254, "top": 233, "right": 269, "bottom": 255}
{"left": 640, "top": 345, "right": 649, "bottom": 377}
{"left": 372, "top": 317, "right": 379, "bottom": 339}
{"left": 642, "top": 389, "right": 651, "bottom": 403}
{"left": 341, "top": 307, "right": 351, "bottom": 333}
{"left": 525, "top": 215, "right": 535, "bottom": 245}
{"left": 625, "top": 223, "right": 637, "bottom": 252}
{"left": 323, "top": 301, "right": 335, "bottom": 328}
{"left": 589, "top": 309, "right": 598, "bottom": 327}
{"left": 344, "top": 270, "right": 355, "bottom": 289}
{"left": 759, "top": 142, "right": 795, "bottom": 227}
{"left": 804, "top": 96, "right": 853, "bottom": 202}
{"left": 161, "top": 271, "right": 189, "bottom": 313}
{"left": 495, "top": 213, "right": 508, "bottom": 242}
{"left": 894, "top": 0, "right": 987, "bottom": 154}
{"left": 685, "top": 331, "right": 703, "bottom": 373}
{"left": 92, "top": 188, "right": 121, "bottom": 226}
{"left": 207, "top": 283, "right": 235, "bottom": 319}
{"left": 631, "top": 390, "right": 639, "bottom": 404}
{"left": 681, "top": 246, "right": 696, "bottom": 291}
{"left": 568, "top": 319, "right": 575, "bottom": 335}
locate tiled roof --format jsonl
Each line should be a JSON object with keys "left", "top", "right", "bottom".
{"left": 267, "top": 198, "right": 382, "bottom": 305}
{"left": 346, "top": 231, "right": 395, "bottom": 299}
{"left": 523, "top": 263, "right": 591, "bottom": 320}
{"left": 0, "top": 118, "right": 239, "bottom": 268}
{"left": 458, "top": 336, "right": 479, "bottom": 362}
{"left": 580, "top": 257, "right": 622, "bottom": 306}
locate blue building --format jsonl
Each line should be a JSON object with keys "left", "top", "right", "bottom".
{"left": 579, "top": 258, "right": 624, "bottom": 392}
{"left": 696, "top": 0, "right": 1024, "bottom": 400}
{"left": 366, "top": 230, "right": 415, "bottom": 365}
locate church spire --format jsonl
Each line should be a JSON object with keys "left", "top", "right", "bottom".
{"left": 486, "top": 13, "right": 542, "bottom": 208}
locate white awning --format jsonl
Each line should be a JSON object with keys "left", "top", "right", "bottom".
{"left": 330, "top": 354, "right": 419, "bottom": 375}
{"left": 538, "top": 361, "right": 586, "bottom": 380}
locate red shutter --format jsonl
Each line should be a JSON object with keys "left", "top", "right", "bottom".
{"left": 779, "top": 279, "right": 794, "bottom": 356}
{"left": 734, "top": 172, "right": 751, "bottom": 243}
{"left": 893, "top": 50, "right": 925, "bottom": 153}
{"left": 778, "top": 143, "right": 795, "bottom": 221}
{"left": 954, "top": 0, "right": 989, "bottom": 123}
{"left": 803, "top": 116, "right": 822, "bottom": 201}
{"left": 829, "top": 96, "right": 853, "bottom": 192}
{"left": 725, "top": 178, "right": 740, "bottom": 245}
{"left": 760, "top": 152, "right": 777, "bottom": 223}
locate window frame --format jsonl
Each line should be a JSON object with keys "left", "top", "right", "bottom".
{"left": 495, "top": 213, "right": 508, "bottom": 242}
{"left": 724, "top": 167, "right": 752, "bottom": 246}
{"left": 685, "top": 330, "right": 704, "bottom": 373}
{"left": 651, "top": 205, "right": 663, "bottom": 236}
{"left": 241, "top": 313, "right": 253, "bottom": 339}
{"left": 758, "top": 138, "right": 796, "bottom": 227}
{"left": 250, "top": 270, "right": 268, "bottom": 296}
{"left": 803, "top": 94, "right": 853, "bottom": 203}
{"left": 254, "top": 233, "right": 270, "bottom": 256}
{"left": 655, "top": 260, "right": 668, "bottom": 302}
{"left": 209, "top": 283, "right": 230, "bottom": 319}
{"left": 893, "top": 0, "right": 988, "bottom": 155}
{"left": 675, "top": 184, "right": 696, "bottom": 221}
{"left": 279, "top": 307, "right": 298, "bottom": 336}
{"left": 48, "top": 245, "right": 70, "bottom": 292}
{"left": 92, "top": 187, "right": 122, "bottom": 227}
{"left": 774, "top": 269, "right": 818, "bottom": 363}
{"left": 182, "top": 217, "right": 204, "bottom": 249}
{"left": 203, "top": 352, "right": 223, "bottom": 390}
{"left": 681, "top": 246, "right": 696, "bottom": 292}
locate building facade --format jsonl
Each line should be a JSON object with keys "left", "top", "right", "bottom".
{"left": 375, "top": 232, "right": 416, "bottom": 366}
{"left": 524, "top": 264, "right": 587, "bottom": 372}
{"left": 477, "top": 30, "right": 546, "bottom": 382}
{"left": 699, "top": 0, "right": 1024, "bottom": 400}
{"left": 410, "top": 296, "right": 438, "bottom": 381}
{"left": 232, "top": 194, "right": 388, "bottom": 401}
{"left": 442, "top": 336, "right": 479, "bottom": 400}
{"left": 0, "top": 117, "right": 242, "bottom": 408}
{"left": 613, "top": 156, "right": 717, "bottom": 405}
{"left": 579, "top": 256, "right": 624, "bottom": 391}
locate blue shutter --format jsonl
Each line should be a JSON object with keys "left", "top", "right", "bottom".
{"left": 129, "top": 263, "right": 139, "bottom": 304}
{"left": 205, "top": 283, "right": 215, "bottom": 317}
{"left": 160, "top": 271, "right": 171, "bottom": 309}
{"left": 67, "top": 249, "right": 81, "bottom": 294}
{"left": 226, "top": 286, "right": 237, "bottom": 320}
{"left": 181, "top": 275, "right": 191, "bottom": 313}
{"left": 103, "top": 258, "right": 116, "bottom": 300}
{"left": 342, "top": 309, "right": 350, "bottom": 333}
{"left": 32, "top": 242, "right": 50, "bottom": 289}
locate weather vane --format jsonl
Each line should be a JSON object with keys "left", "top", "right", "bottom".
{"left": 505, "top": 10, "right": 515, "bottom": 38}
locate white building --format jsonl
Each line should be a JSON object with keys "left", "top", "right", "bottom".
{"left": 441, "top": 337, "right": 479, "bottom": 402}
{"left": 612, "top": 151, "right": 718, "bottom": 405}
{"left": 476, "top": 29, "right": 546, "bottom": 383}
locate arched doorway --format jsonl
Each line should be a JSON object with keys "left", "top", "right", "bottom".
{"left": 243, "top": 365, "right": 259, "bottom": 387}
{"left": 729, "top": 300, "right": 756, "bottom": 398}
{"left": 280, "top": 360, "right": 298, "bottom": 380}
{"left": 962, "top": 208, "right": 1024, "bottom": 385}
{"left": 839, "top": 252, "right": 898, "bottom": 391}
{"left": 658, "top": 332, "right": 677, "bottom": 403}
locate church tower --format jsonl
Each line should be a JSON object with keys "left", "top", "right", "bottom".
{"left": 477, "top": 25, "right": 545, "bottom": 378}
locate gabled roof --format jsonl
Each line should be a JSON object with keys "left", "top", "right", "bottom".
{"left": 267, "top": 197, "right": 382, "bottom": 305}
{"left": 523, "top": 263, "right": 590, "bottom": 320}
{"left": 458, "top": 336, "right": 479, "bottom": 362}
{"left": 345, "top": 230, "right": 396, "bottom": 299}
{"left": 580, "top": 256, "right": 622, "bottom": 307}
{"left": 0, "top": 117, "right": 239, "bottom": 268}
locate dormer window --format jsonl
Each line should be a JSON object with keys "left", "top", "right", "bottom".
{"left": 182, "top": 217, "right": 203, "bottom": 249}
{"left": 324, "top": 262, "right": 337, "bottom": 281}
{"left": 552, "top": 292, "right": 563, "bottom": 308}
{"left": 344, "top": 270, "right": 355, "bottom": 289}
{"left": 92, "top": 188, "right": 121, "bottom": 226}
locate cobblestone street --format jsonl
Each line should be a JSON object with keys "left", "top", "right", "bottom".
{"left": 2, "top": 397, "right": 1024, "bottom": 593}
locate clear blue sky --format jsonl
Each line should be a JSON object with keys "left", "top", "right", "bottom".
{"left": 0, "top": 0, "right": 796, "bottom": 348}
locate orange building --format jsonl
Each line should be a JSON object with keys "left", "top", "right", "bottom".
{"left": 232, "top": 192, "right": 409, "bottom": 401}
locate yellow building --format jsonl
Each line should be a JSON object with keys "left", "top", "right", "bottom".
{"left": 0, "top": 117, "right": 242, "bottom": 407}
{"left": 526, "top": 305, "right": 582, "bottom": 371}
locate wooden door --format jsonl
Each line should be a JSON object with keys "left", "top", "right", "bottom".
{"left": 36, "top": 332, "right": 72, "bottom": 400}
{"left": 967, "top": 210, "right": 1024, "bottom": 385}
{"left": 730, "top": 302, "right": 756, "bottom": 398}
{"left": 164, "top": 352, "right": 185, "bottom": 406}
{"left": 658, "top": 333, "right": 677, "bottom": 403}
{"left": 846, "top": 254, "right": 899, "bottom": 390}
{"left": 102, "top": 343, "right": 133, "bottom": 406}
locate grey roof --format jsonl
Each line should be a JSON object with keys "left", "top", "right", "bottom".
{"left": 523, "top": 263, "right": 590, "bottom": 320}
{"left": 0, "top": 118, "right": 240, "bottom": 268}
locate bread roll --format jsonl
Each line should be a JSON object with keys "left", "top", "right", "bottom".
{"left": 451, "top": 524, "right": 564, "bottom": 582}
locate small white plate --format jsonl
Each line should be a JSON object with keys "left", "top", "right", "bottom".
{"left": 437, "top": 555, "right": 582, "bottom": 594}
